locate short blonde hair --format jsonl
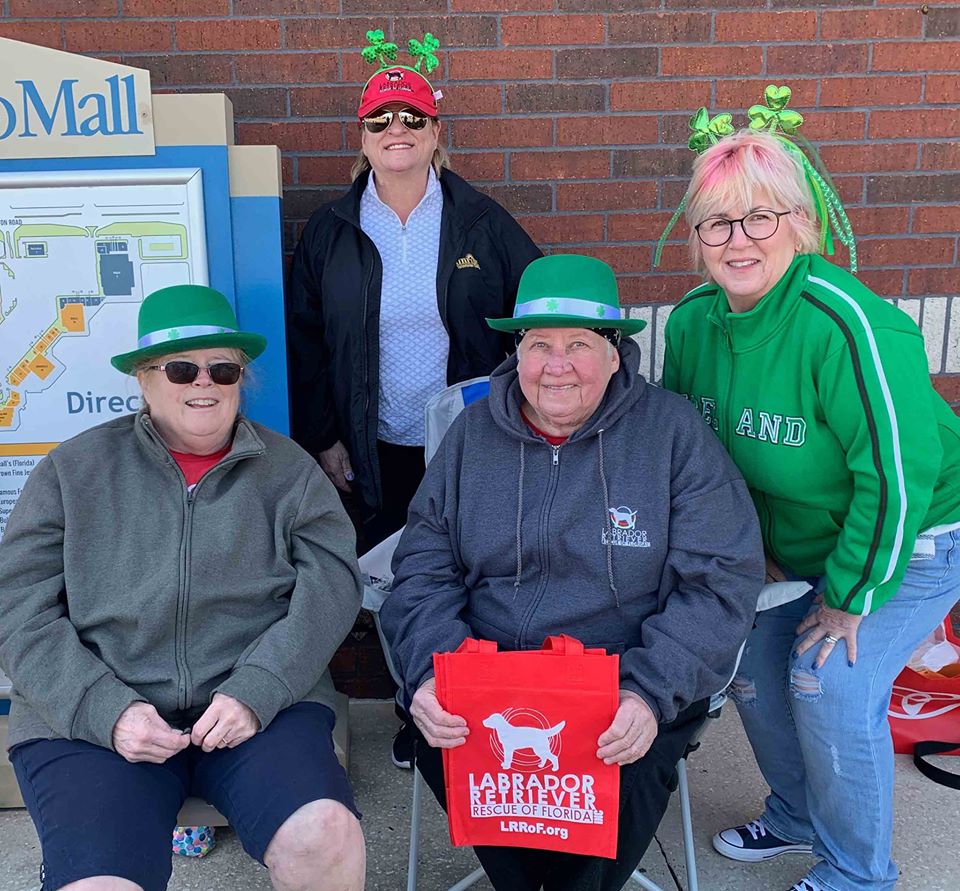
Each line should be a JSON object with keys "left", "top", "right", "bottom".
{"left": 351, "top": 142, "right": 450, "bottom": 181}
{"left": 684, "top": 129, "right": 820, "bottom": 275}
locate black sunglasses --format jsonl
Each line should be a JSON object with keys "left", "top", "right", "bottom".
{"left": 361, "top": 109, "right": 430, "bottom": 134}
{"left": 146, "top": 361, "right": 244, "bottom": 385}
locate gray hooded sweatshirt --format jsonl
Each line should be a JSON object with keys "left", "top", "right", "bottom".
{"left": 0, "top": 413, "right": 361, "bottom": 751}
{"left": 381, "top": 339, "right": 764, "bottom": 723}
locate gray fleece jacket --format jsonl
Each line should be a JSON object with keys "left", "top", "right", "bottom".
{"left": 0, "top": 412, "right": 361, "bottom": 751}
{"left": 381, "top": 339, "right": 764, "bottom": 723}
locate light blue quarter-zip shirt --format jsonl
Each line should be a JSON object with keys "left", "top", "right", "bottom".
{"left": 360, "top": 168, "right": 447, "bottom": 446}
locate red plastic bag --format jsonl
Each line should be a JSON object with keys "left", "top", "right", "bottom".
{"left": 888, "top": 619, "right": 960, "bottom": 785}
{"left": 434, "top": 634, "right": 620, "bottom": 858}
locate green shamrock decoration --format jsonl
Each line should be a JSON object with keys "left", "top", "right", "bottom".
{"left": 167, "top": 328, "right": 180, "bottom": 340}
{"left": 546, "top": 299, "right": 559, "bottom": 312}
{"left": 595, "top": 305, "right": 607, "bottom": 317}
{"left": 408, "top": 33, "right": 440, "bottom": 74}
{"left": 748, "top": 84, "right": 803, "bottom": 135}
{"left": 687, "top": 107, "right": 735, "bottom": 153}
{"left": 361, "top": 29, "right": 398, "bottom": 68}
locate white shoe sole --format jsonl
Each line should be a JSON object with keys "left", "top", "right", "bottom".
{"left": 712, "top": 833, "right": 813, "bottom": 862}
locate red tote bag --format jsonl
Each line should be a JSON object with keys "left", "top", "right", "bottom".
{"left": 888, "top": 619, "right": 960, "bottom": 788}
{"left": 433, "top": 634, "right": 620, "bottom": 858}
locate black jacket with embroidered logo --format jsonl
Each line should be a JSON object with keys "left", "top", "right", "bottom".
{"left": 287, "top": 168, "right": 542, "bottom": 511}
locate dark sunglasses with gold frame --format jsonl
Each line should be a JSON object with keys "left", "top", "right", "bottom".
{"left": 361, "top": 108, "right": 431, "bottom": 134}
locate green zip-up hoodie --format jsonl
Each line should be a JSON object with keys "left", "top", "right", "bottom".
{"left": 663, "top": 253, "right": 960, "bottom": 616}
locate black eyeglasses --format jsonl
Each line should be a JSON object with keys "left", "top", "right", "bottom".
{"left": 695, "top": 209, "right": 793, "bottom": 247}
{"left": 361, "top": 109, "right": 430, "bottom": 133}
{"left": 146, "top": 361, "right": 244, "bottom": 385}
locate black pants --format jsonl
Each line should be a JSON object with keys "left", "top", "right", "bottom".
{"left": 358, "top": 440, "right": 425, "bottom": 553}
{"left": 412, "top": 699, "right": 709, "bottom": 891}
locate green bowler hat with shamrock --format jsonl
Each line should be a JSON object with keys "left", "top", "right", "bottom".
{"left": 486, "top": 254, "right": 646, "bottom": 335}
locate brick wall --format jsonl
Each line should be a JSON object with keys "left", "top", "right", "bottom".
{"left": 3, "top": 0, "right": 959, "bottom": 695}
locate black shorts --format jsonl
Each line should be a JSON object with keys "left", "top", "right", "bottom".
{"left": 10, "top": 701, "right": 359, "bottom": 891}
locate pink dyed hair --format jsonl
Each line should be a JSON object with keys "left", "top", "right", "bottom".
{"left": 684, "top": 129, "right": 819, "bottom": 275}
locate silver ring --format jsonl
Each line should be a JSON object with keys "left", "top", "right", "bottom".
{"left": 823, "top": 635, "right": 839, "bottom": 645}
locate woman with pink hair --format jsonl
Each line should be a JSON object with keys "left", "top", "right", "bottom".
{"left": 663, "top": 123, "right": 960, "bottom": 891}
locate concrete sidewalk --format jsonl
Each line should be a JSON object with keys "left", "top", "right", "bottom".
{"left": 1, "top": 701, "right": 957, "bottom": 890}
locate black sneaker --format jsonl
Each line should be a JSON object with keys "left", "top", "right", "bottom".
{"left": 712, "top": 818, "right": 813, "bottom": 862}
{"left": 391, "top": 722, "right": 414, "bottom": 770}
{"left": 787, "top": 878, "right": 825, "bottom": 891}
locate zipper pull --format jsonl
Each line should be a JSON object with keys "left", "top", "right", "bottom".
{"left": 552, "top": 445, "right": 560, "bottom": 466}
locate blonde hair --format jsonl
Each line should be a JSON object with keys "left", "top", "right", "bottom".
{"left": 351, "top": 143, "right": 450, "bottom": 181}
{"left": 684, "top": 129, "right": 820, "bottom": 276}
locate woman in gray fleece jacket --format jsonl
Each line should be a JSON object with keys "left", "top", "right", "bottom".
{"left": 0, "top": 285, "right": 364, "bottom": 891}
{"left": 382, "top": 254, "right": 764, "bottom": 891}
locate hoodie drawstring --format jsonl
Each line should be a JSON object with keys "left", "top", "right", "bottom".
{"left": 513, "top": 439, "right": 525, "bottom": 598}
{"left": 597, "top": 429, "right": 620, "bottom": 607}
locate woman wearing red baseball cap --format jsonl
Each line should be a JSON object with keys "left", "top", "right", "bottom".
{"left": 287, "top": 30, "right": 541, "bottom": 554}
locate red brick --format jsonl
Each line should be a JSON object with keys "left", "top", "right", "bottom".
{"left": 612, "top": 80, "right": 709, "bottom": 113}
{"left": 518, "top": 214, "right": 604, "bottom": 245}
{"left": 134, "top": 53, "right": 232, "bottom": 86}
{"left": 608, "top": 12, "right": 711, "bottom": 44}
{"left": 298, "top": 155, "right": 355, "bottom": 186}
{"left": 856, "top": 269, "right": 901, "bottom": 299}
{"left": 818, "top": 143, "right": 918, "bottom": 174}
{"left": 511, "top": 150, "right": 609, "bottom": 181}
{"left": 223, "top": 87, "right": 287, "bottom": 118}
{"left": 714, "top": 11, "right": 816, "bottom": 43}
{"left": 927, "top": 6, "right": 960, "bottom": 38}
{"left": 800, "top": 110, "right": 866, "bottom": 141}
{"left": 342, "top": 0, "right": 444, "bottom": 11}
{"left": 178, "top": 19, "right": 280, "bottom": 51}
{"left": 609, "top": 212, "right": 687, "bottom": 243}
{"left": 284, "top": 18, "right": 379, "bottom": 50}
{"left": 590, "top": 245, "right": 653, "bottom": 275}
{"left": 506, "top": 84, "right": 604, "bottom": 114}
{"left": 557, "top": 116, "right": 658, "bottom": 147}
{"left": 820, "top": 76, "right": 922, "bottom": 107}
{"left": 621, "top": 274, "right": 702, "bottom": 306}
{"left": 441, "top": 85, "right": 503, "bottom": 116}
{"left": 291, "top": 87, "right": 358, "bottom": 118}
{"left": 910, "top": 268, "right": 960, "bottom": 296}
{"left": 450, "top": 152, "right": 505, "bottom": 181}
{"left": 868, "top": 173, "right": 960, "bottom": 203}
{"left": 870, "top": 109, "right": 960, "bottom": 139}
{"left": 235, "top": 0, "right": 337, "bottom": 12}
{"left": 64, "top": 21, "right": 172, "bottom": 52}
{"left": 454, "top": 0, "right": 551, "bottom": 9}
{"left": 922, "top": 143, "right": 960, "bottom": 170}
{"left": 715, "top": 79, "right": 817, "bottom": 111}
{"left": 452, "top": 117, "right": 552, "bottom": 149}
{"left": 0, "top": 22, "right": 62, "bottom": 48}
{"left": 502, "top": 15, "right": 603, "bottom": 46}
{"left": 822, "top": 8, "right": 921, "bottom": 40}
{"left": 557, "top": 181, "right": 656, "bottom": 212}
{"left": 845, "top": 206, "right": 909, "bottom": 236}
{"left": 237, "top": 121, "right": 341, "bottom": 152}
{"left": 282, "top": 156, "right": 294, "bottom": 186}
{"left": 662, "top": 46, "right": 762, "bottom": 77}
{"left": 558, "top": 0, "right": 659, "bottom": 8}
{"left": 614, "top": 148, "right": 691, "bottom": 178}
{"left": 479, "top": 183, "right": 552, "bottom": 214}
{"left": 10, "top": 0, "right": 116, "bottom": 15}
{"left": 768, "top": 44, "right": 867, "bottom": 75}
{"left": 450, "top": 50, "right": 551, "bottom": 81}
{"left": 873, "top": 42, "right": 960, "bottom": 72}
{"left": 927, "top": 75, "right": 960, "bottom": 104}
{"left": 644, "top": 243, "right": 692, "bottom": 272}
{"left": 913, "top": 205, "right": 960, "bottom": 233}
{"left": 398, "top": 15, "right": 498, "bottom": 48}
{"left": 126, "top": 0, "right": 227, "bottom": 15}
{"left": 933, "top": 375, "right": 960, "bottom": 403}
{"left": 558, "top": 48, "right": 657, "bottom": 79}
{"left": 859, "top": 238, "right": 955, "bottom": 267}
{"left": 236, "top": 53, "right": 337, "bottom": 85}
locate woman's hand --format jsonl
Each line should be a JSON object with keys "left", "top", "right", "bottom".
{"left": 597, "top": 690, "right": 659, "bottom": 766}
{"left": 191, "top": 693, "right": 260, "bottom": 752}
{"left": 795, "top": 596, "right": 862, "bottom": 667}
{"left": 319, "top": 441, "right": 354, "bottom": 492}
{"left": 410, "top": 677, "right": 469, "bottom": 749}
{"left": 113, "top": 701, "right": 191, "bottom": 764}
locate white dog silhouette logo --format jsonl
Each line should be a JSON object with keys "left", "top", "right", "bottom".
{"left": 483, "top": 709, "right": 565, "bottom": 771}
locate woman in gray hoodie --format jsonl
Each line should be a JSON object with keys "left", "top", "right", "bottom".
{"left": 382, "top": 254, "right": 765, "bottom": 891}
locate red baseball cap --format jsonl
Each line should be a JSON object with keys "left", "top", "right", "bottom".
{"left": 357, "top": 66, "right": 441, "bottom": 120}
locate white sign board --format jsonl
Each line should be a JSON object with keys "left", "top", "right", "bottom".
{"left": 0, "top": 168, "right": 207, "bottom": 536}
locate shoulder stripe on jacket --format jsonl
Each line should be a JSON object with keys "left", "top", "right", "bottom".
{"left": 805, "top": 274, "right": 907, "bottom": 615}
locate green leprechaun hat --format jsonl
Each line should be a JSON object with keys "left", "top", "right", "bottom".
{"left": 111, "top": 284, "right": 267, "bottom": 375}
{"left": 486, "top": 254, "right": 646, "bottom": 335}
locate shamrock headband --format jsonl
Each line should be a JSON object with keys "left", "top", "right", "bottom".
{"left": 358, "top": 29, "right": 443, "bottom": 120}
{"left": 654, "top": 85, "right": 857, "bottom": 273}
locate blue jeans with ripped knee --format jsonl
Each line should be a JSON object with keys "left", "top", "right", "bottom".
{"left": 730, "top": 528, "right": 960, "bottom": 891}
